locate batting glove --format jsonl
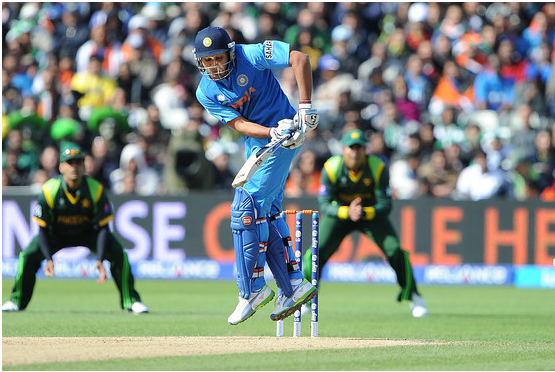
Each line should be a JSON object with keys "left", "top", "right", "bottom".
{"left": 294, "top": 100, "right": 319, "bottom": 133}
{"left": 282, "top": 129, "right": 305, "bottom": 149}
{"left": 269, "top": 118, "right": 296, "bottom": 141}
{"left": 269, "top": 119, "right": 305, "bottom": 149}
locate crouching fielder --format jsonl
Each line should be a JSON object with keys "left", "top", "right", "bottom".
{"left": 193, "top": 26, "right": 319, "bottom": 325}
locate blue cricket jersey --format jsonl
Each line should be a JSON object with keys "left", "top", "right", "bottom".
{"left": 196, "top": 40, "right": 300, "bottom": 216}
{"left": 196, "top": 41, "right": 296, "bottom": 156}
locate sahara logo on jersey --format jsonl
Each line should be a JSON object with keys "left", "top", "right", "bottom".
{"left": 264, "top": 40, "right": 273, "bottom": 59}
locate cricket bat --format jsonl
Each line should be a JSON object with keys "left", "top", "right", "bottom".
{"left": 232, "top": 134, "right": 292, "bottom": 188}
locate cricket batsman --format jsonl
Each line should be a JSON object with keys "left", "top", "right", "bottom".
{"left": 193, "top": 26, "right": 318, "bottom": 325}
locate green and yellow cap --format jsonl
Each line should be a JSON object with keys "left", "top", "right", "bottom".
{"left": 59, "top": 141, "right": 86, "bottom": 163}
{"left": 341, "top": 129, "right": 367, "bottom": 147}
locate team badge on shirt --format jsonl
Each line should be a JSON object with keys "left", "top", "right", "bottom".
{"left": 318, "top": 184, "right": 328, "bottom": 196}
{"left": 34, "top": 204, "right": 42, "bottom": 218}
{"left": 82, "top": 198, "right": 90, "bottom": 209}
{"left": 237, "top": 74, "right": 248, "bottom": 87}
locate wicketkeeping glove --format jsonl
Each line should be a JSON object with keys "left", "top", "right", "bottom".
{"left": 294, "top": 100, "right": 319, "bottom": 133}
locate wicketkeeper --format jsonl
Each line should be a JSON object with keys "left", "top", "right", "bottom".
{"left": 193, "top": 26, "right": 319, "bottom": 325}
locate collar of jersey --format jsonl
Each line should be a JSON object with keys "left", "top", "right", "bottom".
{"left": 61, "top": 180, "right": 81, "bottom": 205}
{"left": 348, "top": 169, "right": 364, "bottom": 183}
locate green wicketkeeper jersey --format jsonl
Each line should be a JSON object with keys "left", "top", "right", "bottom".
{"left": 318, "top": 155, "right": 393, "bottom": 221}
{"left": 32, "top": 175, "right": 114, "bottom": 239}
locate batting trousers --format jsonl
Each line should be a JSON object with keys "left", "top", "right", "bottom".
{"left": 303, "top": 215, "right": 420, "bottom": 302}
{"left": 8, "top": 233, "right": 142, "bottom": 310}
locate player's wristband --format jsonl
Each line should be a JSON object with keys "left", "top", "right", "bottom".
{"left": 338, "top": 206, "right": 349, "bottom": 220}
{"left": 363, "top": 207, "right": 376, "bottom": 220}
{"left": 299, "top": 100, "right": 312, "bottom": 110}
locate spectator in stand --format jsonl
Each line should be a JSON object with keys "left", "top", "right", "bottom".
{"left": 368, "top": 131, "right": 393, "bottom": 164}
{"left": 528, "top": 129, "right": 555, "bottom": 193}
{"left": 121, "top": 32, "right": 159, "bottom": 101}
{"left": 141, "top": 3, "right": 168, "bottom": 46}
{"left": 379, "top": 100, "right": 404, "bottom": 151}
{"left": 473, "top": 54, "right": 515, "bottom": 113}
{"left": 132, "top": 104, "right": 171, "bottom": 174}
{"left": 443, "top": 142, "right": 466, "bottom": 173}
{"left": 205, "top": 142, "right": 234, "bottom": 190}
{"left": 432, "top": 106, "right": 466, "bottom": 150}
{"left": 54, "top": 5, "right": 89, "bottom": 59}
{"left": 37, "top": 145, "right": 60, "bottom": 180}
{"left": 428, "top": 59, "right": 474, "bottom": 117}
{"left": 254, "top": 10, "right": 284, "bottom": 44}
{"left": 436, "top": 4, "right": 466, "bottom": 43}
{"left": 404, "top": 53, "right": 433, "bottom": 111}
{"left": 313, "top": 54, "right": 354, "bottom": 119}
{"left": 293, "top": 26, "right": 324, "bottom": 72}
{"left": 10, "top": 54, "right": 37, "bottom": 97}
{"left": 151, "top": 59, "right": 189, "bottom": 131}
{"left": 389, "top": 151, "right": 423, "bottom": 199}
{"left": 335, "top": 9, "right": 370, "bottom": 69}
{"left": 84, "top": 136, "right": 115, "bottom": 189}
{"left": 405, "top": 3, "right": 432, "bottom": 53}
{"left": 284, "top": 7, "right": 331, "bottom": 55}
{"left": 110, "top": 143, "right": 160, "bottom": 196}
{"left": 416, "top": 40, "right": 440, "bottom": 85}
{"left": 392, "top": 75, "right": 420, "bottom": 123}
{"left": 511, "top": 104, "right": 540, "bottom": 155}
{"left": 75, "top": 22, "right": 123, "bottom": 77}
{"left": 71, "top": 55, "right": 117, "bottom": 116}
{"left": 284, "top": 149, "right": 321, "bottom": 197}
{"left": 418, "top": 121, "right": 437, "bottom": 162}
{"left": 417, "top": 149, "right": 459, "bottom": 198}
{"left": 459, "top": 123, "right": 483, "bottom": 166}
{"left": 121, "top": 14, "right": 163, "bottom": 65}
{"left": 455, "top": 150, "right": 507, "bottom": 200}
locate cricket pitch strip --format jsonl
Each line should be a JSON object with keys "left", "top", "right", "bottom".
{"left": 3, "top": 336, "right": 454, "bottom": 366}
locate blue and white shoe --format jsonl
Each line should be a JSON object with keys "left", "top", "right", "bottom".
{"left": 228, "top": 285, "right": 275, "bottom": 325}
{"left": 270, "top": 279, "right": 317, "bottom": 321}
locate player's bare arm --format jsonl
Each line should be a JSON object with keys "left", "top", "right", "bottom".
{"left": 289, "top": 50, "right": 312, "bottom": 101}
{"left": 227, "top": 116, "right": 271, "bottom": 138}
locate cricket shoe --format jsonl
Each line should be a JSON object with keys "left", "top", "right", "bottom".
{"left": 2, "top": 300, "right": 20, "bottom": 312}
{"left": 270, "top": 279, "right": 318, "bottom": 321}
{"left": 410, "top": 294, "right": 428, "bottom": 318}
{"left": 228, "top": 285, "right": 275, "bottom": 325}
{"left": 127, "top": 301, "right": 149, "bottom": 314}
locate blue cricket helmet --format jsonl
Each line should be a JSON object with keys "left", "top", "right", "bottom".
{"left": 193, "top": 26, "right": 236, "bottom": 80}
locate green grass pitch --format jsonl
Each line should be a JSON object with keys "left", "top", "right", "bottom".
{"left": 2, "top": 279, "right": 554, "bottom": 370}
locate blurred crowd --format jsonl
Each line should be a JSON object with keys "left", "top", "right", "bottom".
{"left": 2, "top": 2, "right": 555, "bottom": 201}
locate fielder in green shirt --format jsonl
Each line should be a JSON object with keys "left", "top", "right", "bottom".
{"left": 2, "top": 142, "right": 148, "bottom": 314}
{"left": 303, "top": 129, "right": 428, "bottom": 317}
